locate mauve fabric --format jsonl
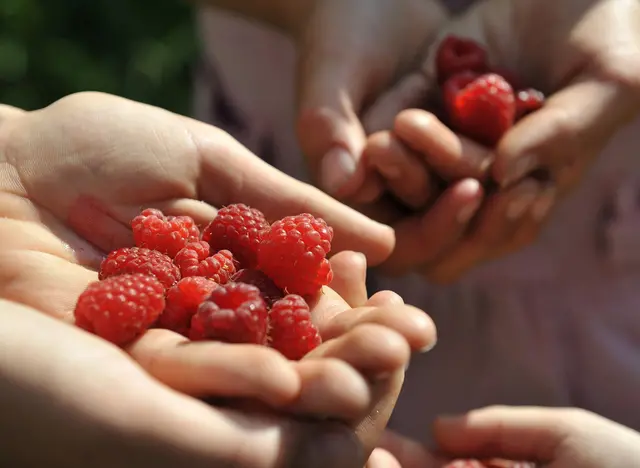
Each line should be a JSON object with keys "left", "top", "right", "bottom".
{"left": 194, "top": 2, "right": 640, "bottom": 440}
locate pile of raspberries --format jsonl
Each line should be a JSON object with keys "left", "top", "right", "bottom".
{"left": 74, "top": 204, "right": 333, "bottom": 360}
{"left": 436, "top": 35, "right": 545, "bottom": 147}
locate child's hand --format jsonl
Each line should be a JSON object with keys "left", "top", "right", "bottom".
{"left": 362, "top": 111, "right": 547, "bottom": 283}
{"left": 434, "top": 406, "right": 640, "bottom": 467}
{"left": 358, "top": 0, "right": 640, "bottom": 282}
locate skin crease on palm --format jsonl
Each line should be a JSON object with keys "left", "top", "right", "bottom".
{"left": 0, "top": 95, "right": 438, "bottom": 467}
{"left": 359, "top": 0, "right": 640, "bottom": 283}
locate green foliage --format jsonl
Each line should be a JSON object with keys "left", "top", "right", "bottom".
{"left": 0, "top": 0, "right": 198, "bottom": 114}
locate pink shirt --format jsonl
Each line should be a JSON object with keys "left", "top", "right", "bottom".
{"left": 194, "top": 4, "right": 640, "bottom": 440}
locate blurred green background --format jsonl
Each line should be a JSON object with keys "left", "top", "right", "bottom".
{"left": 0, "top": 0, "right": 198, "bottom": 115}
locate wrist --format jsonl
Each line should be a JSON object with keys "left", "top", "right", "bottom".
{"left": 202, "top": 0, "right": 316, "bottom": 37}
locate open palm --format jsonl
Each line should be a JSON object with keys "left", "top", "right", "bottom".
{"left": 0, "top": 93, "right": 434, "bottom": 466}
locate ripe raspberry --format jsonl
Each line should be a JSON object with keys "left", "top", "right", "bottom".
{"left": 159, "top": 276, "right": 218, "bottom": 336}
{"left": 131, "top": 208, "right": 200, "bottom": 258}
{"left": 190, "top": 282, "right": 268, "bottom": 344}
{"left": 99, "top": 247, "right": 180, "bottom": 289}
{"left": 516, "top": 88, "right": 545, "bottom": 120}
{"left": 436, "top": 35, "right": 488, "bottom": 84}
{"left": 442, "top": 460, "right": 534, "bottom": 468}
{"left": 258, "top": 213, "right": 333, "bottom": 297}
{"left": 74, "top": 274, "right": 165, "bottom": 346}
{"left": 202, "top": 204, "right": 270, "bottom": 268}
{"left": 231, "top": 269, "right": 284, "bottom": 307}
{"left": 269, "top": 295, "right": 321, "bottom": 360}
{"left": 442, "top": 461, "right": 489, "bottom": 468}
{"left": 444, "top": 72, "right": 516, "bottom": 147}
{"left": 174, "top": 241, "right": 236, "bottom": 283}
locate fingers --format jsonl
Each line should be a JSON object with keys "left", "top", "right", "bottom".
{"left": 365, "top": 290, "right": 404, "bottom": 308}
{"left": 320, "top": 305, "right": 436, "bottom": 353}
{"left": 364, "top": 131, "right": 437, "bottom": 209}
{"left": 365, "top": 448, "right": 402, "bottom": 468}
{"left": 423, "top": 178, "right": 553, "bottom": 284}
{"left": 394, "top": 110, "right": 493, "bottom": 181}
{"left": 295, "top": 14, "right": 370, "bottom": 198}
{"left": 382, "top": 178, "right": 484, "bottom": 275}
{"left": 189, "top": 120, "right": 396, "bottom": 266}
{"left": 310, "top": 324, "right": 410, "bottom": 380}
{"left": 127, "top": 329, "right": 301, "bottom": 406}
{"left": 115, "top": 198, "right": 219, "bottom": 230}
{"left": 494, "top": 77, "right": 638, "bottom": 191}
{"left": 329, "top": 251, "right": 369, "bottom": 307}
{"left": 433, "top": 406, "right": 577, "bottom": 461}
{"left": 378, "top": 430, "right": 438, "bottom": 468}
{"left": 287, "top": 358, "right": 371, "bottom": 420}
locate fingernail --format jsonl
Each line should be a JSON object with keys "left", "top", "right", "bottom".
{"left": 457, "top": 199, "right": 482, "bottom": 223}
{"left": 320, "top": 147, "right": 357, "bottom": 194}
{"left": 532, "top": 188, "right": 556, "bottom": 221}
{"left": 419, "top": 339, "right": 437, "bottom": 353}
{"left": 502, "top": 154, "right": 538, "bottom": 188}
{"left": 378, "top": 163, "right": 402, "bottom": 180}
{"left": 506, "top": 182, "right": 539, "bottom": 221}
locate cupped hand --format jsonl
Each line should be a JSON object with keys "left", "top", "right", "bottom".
{"left": 0, "top": 91, "right": 393, "bottom": 265}
{"left": 0, "top": 95, "right": 437, "bottom": 465}
{"left": 360, "top": 0, "right": 640, "bottom": 282}
{"left": 295, "top": 0, "right": 448, "bottom": 199}
{"left": 0, "top": 299, "right": 368, "bottom": 468}
{"left": 434, "top": 406, "right": 640, "bottom": 467}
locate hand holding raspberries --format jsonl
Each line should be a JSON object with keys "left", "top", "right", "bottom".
{"left": 360, "top": 34, "right": 554, "bottom": 281}
{"left": 76, "top": 204, "right": 334, "bottom": 354}
{"left": 75, "top": 204, "right": 436, "bottom": 362}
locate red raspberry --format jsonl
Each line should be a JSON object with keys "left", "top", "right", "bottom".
{"left": 442, "top": 460, "right": 534, "bottom": 468}
{"left": 269, "top": 295, "right": 321, "bottom": 360}
{"left": 99, "top": 247, "right": 180, "bottom": 289}
{"left": 74, "top": 274, "right": 165, "bottom": 346}
{"left": 174, "top": 241, "right": 236, "bottom": 283}
{"left": 436, "top": 35, "right": 488, "bottom": 84}
{"left": 444, "top": 72, "right": 516, "bottom": 147}
{"left": 258, "top": 213, "right": 333, "bottom": 297}
{"left": 515, "top": 88, "right": 545, "bottom": 120}
{"left": 442, "top": 461, "right": 488, "bottom": 468}
{"left": 190, "top": 282, "right": 268, "bottom": 344}
{"left": 231, "top": 269, "right": 284, "bottom": 307}
{"left": 159, "top": 276, "right": 218, "bottom": 336}
{"left": 131, "top": 208, "right": 200, "bottom": 258}
{"left": 202, "top": 204, "right": 270, "bottom": 268}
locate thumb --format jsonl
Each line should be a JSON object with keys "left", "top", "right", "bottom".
{"left": 494, "top": 75, "right": 640, "bottom": 190}
{"left": 433, "top": 406, "right": 570, "bottom": 462}
{"left": 296, "top": 17, "right": 371, "bottom": 198}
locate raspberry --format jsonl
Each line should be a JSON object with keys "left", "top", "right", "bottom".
{"left": 190, "top": 282, "right": 268, "bottom": 344}
{"left": 436, "top": 35, "right": 488, "bottom": 84}
{"left": 131, "top": 208, "right": 200, "bottom": 258}
{"left": 99, "top": 247, "right": 180, "bottom": 289}
{"left": 258, "top": 213, "right": 333, "bottom": 297}
{"left": 269, "top": 295, "right": 321, "bottom": 360}
{"left": 442, "top": 460, "right": 534, "bottom": 468}
{"left": 231, "top": 269, "right": 284, "bottom": 307}
{"left": 174, "top": 241, "right": 236, "bottom": 283}
{"left": 516, "top": 88, "right": 545, "bottom": 120}
{"left": 444, "top": 72, "right": 516, "bottom": 147}
{"left": 74, "top": 274, "right": 165, "bottom": 346}
{"left": 202, "top": 204, "right": 270, "bottom": 268}
{"left": 159, "top": 276, "right": 218, "bottom": 336}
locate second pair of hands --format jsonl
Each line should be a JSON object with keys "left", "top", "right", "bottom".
{"left": 0, "top": 94, "right": 436, "bottom": 467}
{"left": 295, "top": 0, "right": 640, "bottom": 282}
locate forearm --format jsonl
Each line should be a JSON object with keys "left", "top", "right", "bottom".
{"left": 201, "top": 0, "right": 315, "bottom": 36}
